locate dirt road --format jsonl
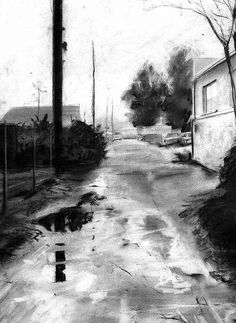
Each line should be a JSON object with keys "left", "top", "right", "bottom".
{"left": 0, "top": 140, "right": 235, "bottom": 323}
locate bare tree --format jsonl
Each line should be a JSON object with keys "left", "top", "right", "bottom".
{"left": 145, "top": 0, "right": 236, "bottom": 117}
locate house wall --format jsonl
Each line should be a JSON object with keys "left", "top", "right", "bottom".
{"left": 193, "top": 55, "right": 236, "bottom": 170}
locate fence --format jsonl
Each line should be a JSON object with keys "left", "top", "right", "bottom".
{"left": 0, "top": 122, "right": 53, "bottom": 216}
{"left": 0, "top": 120, "right": 107, "bottom": 216}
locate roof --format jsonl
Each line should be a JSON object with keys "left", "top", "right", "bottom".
{"left": 193, "top": 58, "right": 218, "bottom": 75}
{"left": 1, "top": 105, "right": 81, "bottom": 126}
{"left": 193, "top": 51, "right": 236, "bottom": 81}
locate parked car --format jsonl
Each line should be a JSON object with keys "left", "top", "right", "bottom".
{"left": 142, "top": 133, "right": 158, "bottom": 143}
{"left": 158, "top": 132, "right": 181, "bottom": 146}
{"left": 121, "top": 128, "right": 137, "bottom": 139}
{"left": 180, "top": 132, "right": 192, "bottom": 146}
{"left": 113, "top": 131, "right": 122, "bottom": 141}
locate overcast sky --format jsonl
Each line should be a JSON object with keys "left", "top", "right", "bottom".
{"left": 0, "top": 0, "right": 225, "bottom": 122}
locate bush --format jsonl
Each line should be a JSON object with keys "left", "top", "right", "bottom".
{"left": 62, "top": 121, "right": 107, "bottom": 165}
{"left": 6, "top": 116, "right": 107, "bottom": 168}
{"left": 219, "top": 141, "right": 236, "bottom": 189}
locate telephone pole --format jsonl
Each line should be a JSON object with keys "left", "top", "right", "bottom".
{"left": 91, "top": 41, "right": 96, "bottom": 128}
{"left": 105, "top": 98, "right": 109, "bottom": 138}
{"left": 111, "top": 99, "right": 114, "bottom": 138}
{"left": 33, "top": 83, "right": 47, "bottom": 119}
{"left": 53, "top": 0, "right": 63, "bottom": 175}
{"left": 1, "top": 121, "right": 7, "bottom": 216}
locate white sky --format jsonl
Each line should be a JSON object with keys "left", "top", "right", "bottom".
{"left": 0, "top": 0, "right": 225, "bottom": 122}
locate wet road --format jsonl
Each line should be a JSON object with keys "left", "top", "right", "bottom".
{"left": 1, "top": 140, "right": 236, "bottom": 322}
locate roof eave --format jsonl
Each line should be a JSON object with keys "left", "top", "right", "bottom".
{"left": 193, "top": 50, "right": 236, "bottom": 82}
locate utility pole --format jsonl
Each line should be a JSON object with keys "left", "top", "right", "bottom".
{"left": 33, "top": 83, "right": 47, "bottom": 119}
{"left": 91, "top": 41, "right": 96, "bottom": 129}
{"left": 49, "top": 126, "right": 53, "bottom": 169}
{"left": 1, "top": 121, "right": 7, "bottom": 216}
{"left": 53, "top": 0, "right": 63, "bottom": 175}
{"left": 32, "top": 126, "right": 36, "bottom": 194}
{"left": 111, "top": 99, "right": 114, "bottom": 138}
{"left": 105, "top": 98, "right": 109, "bottom": 139}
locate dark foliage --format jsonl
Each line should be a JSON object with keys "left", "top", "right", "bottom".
{"left": 1, "top": 116, "right": 107, "bottom": 168}
{"left": 181, "top": 141, "right": 236, "bottom": 270}
{"left": 198, "top": 190, "right": 236, "bottom": 267}
{"left": 31, "top": 114, "right": 51, "bottom": 131}
{"left": 122, "top": 48, "right": 193, "bottom": 130}
{"left": 121, "top": 63, "right": 168, "bottom": 127}
{"left": 165, "top": 46, "right": 193, "bottom": 130}
{"left": 62, "top": 120, "right": 107, "bottom": 165}
{"left": 219, "top": 141, "right": 236, "bottom": 189}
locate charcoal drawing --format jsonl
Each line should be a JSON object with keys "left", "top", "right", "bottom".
{"left": 1, "top": 0, "right": 236, "bottom": 322}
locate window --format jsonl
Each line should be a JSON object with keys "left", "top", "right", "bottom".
{"left": 203, "top": 81, "right": 217, "bottom": 114}
{"left": 166, "top": 133, "right": 179, "bottom": 138}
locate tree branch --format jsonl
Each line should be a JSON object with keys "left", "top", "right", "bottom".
{"left": 205, "top": 14, "right": 227, "bottom": 44}
{"left": 144, "top": 3, "right": 204, "bottom": 16}
{"left": 211, "top": 11, "right": 230, "bottom": 19}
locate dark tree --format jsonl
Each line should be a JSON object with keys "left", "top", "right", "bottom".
{"left": 146, "top": 0, "right": 236, "bottom": 117}
{"left": 165, "top": 46, "right": 193, "bottom": 130}
{"left": 122, "top": 63, "right": 168, "bottom": 127}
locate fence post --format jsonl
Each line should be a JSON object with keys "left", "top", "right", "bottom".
{"left": 1, "top": 121, "right": 8, "bottom": 216}
{"left": 32, "top": 126, "right": 36, "bottom": 193}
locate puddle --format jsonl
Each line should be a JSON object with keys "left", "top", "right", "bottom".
{"left": 77, "top": 191, "right": 106, "bottom": 207}
{"left": 55, "top": 250, "right": 66, "bottom": 262}
{"left": 55, "top": 243, "right": 66, "bottom": 283}
{"left": 143, "top": 215, "right": 167, "bottom": 231}
{"left": 34, "top": 206, "right": 93, "bottom": 232}
{"left": 55, "top": 213, "right": 66, "bottom": 232}
{"left": 34, "top": 192, "right": 106, "bottom": 232}
{"left": 56, "top": 264, "right": 66, "bottom": 282}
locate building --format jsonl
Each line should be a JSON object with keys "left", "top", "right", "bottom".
{"left": 192, "top": 53, "right": 236, "bottom": 170}
{"left": 1, "top": 105, "right": 81, "bottom": 126}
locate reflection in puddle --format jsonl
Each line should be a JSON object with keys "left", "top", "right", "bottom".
{"left": 55, "top": 213, "right": 65, "bottom": 232}
{"left": 56, "top": 264, "right": 66, "bottom": 282}
{"left": 34, "top": 206, "right": 93, "bottom": 232}
{"left": 55, "top": 250, "right": 66, "bottom": 262}
{"left": 34, "top": 192, "right": 106, "bottom": 232}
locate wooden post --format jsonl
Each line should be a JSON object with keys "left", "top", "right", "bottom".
{"left": 92, "top": 41, "right": 96, "bottom": 128}
{"left": 32, "top": 126, "right": 36, "bottom": 193}
{"left": 49, "top": 127, "right": 53, "bottom": 169}
{"left": 111, "top": 100, "right": 114, "bottom": 138}
{"left": 53, "top": 0, "right": 63, "bottom": 175}
{"left": 33, "top": 83, "right": 47, "bottom": 119}
{"left": 2, "top": 121, "right": 8, "bottom": 215}
{"left": 37, "top": 88, "right": 40, "bottom": 119}
{"left": 106, "top": 98, "right": 108, "bottom": 139}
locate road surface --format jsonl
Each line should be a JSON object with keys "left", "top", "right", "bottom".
{"left": 0, "top": 140, "right": 236, "bottom": 323}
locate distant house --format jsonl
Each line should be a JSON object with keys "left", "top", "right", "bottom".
{"left": 1, "top": 105, "right": 81, "bottom": 126}
{"left": 192, "top": 53, "right": 236, "bottom": 170}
